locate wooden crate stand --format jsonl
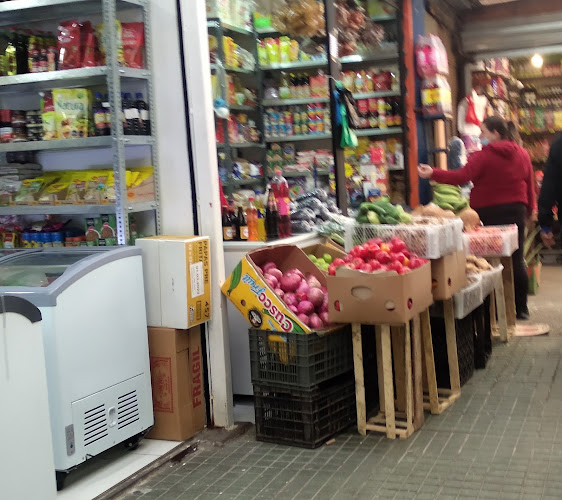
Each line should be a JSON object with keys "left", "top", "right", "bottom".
{"left": 421, "top": 301, "right": 461, "bottom": 414}
{"left": 352, "top": 314, "right": 424, "bottom": 440}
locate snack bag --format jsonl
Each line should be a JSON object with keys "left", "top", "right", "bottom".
{"left": 53, "top": 88, "right": 90, "bottom": 139}
{"left": 58, "top": 20, "right": 81, "bottom": 70}
{"left": 121, "top": 22, "right": 145, "bottom": 69}
{"left": 37, "top": 173, "right": 72, "bottom": 205}
{"left": 83, "top": 170, "right": 110, "bottom": 204}
{"left": 81, "top": 21, "right": 97, "bottom": 67}
{"left": 41, "top": 91, "right": 57, "bottom": 141}
{"left": 104, "top": 170, "right": 136, "bottom": 204}
{"left": 63, "top": 171, "right": 89, "bottom": 204}
{"left": 14, "top": 176, "right": 50, "bottom": 205}
{"left": 95, "top": 21, "right": 124, "bottom": 66}
{"left": 127, "top": 166, "right": 154, "bottom": 202}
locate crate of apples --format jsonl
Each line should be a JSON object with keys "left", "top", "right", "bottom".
{"left": 328, "top": 237, "right": 428, "bottom": 276}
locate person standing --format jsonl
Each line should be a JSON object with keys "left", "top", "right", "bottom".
{"left": 418, "top": 115, "right": 535, "bottom": 320}
{"left": 538, "top": 134, "right": 562, "bottom": 249}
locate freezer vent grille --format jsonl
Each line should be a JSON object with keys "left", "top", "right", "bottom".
{"left": 117, "top": 390, "right": 140, "bottom": 430}
{"left": 84, "top": 404, "right": 108, "bottom": 447}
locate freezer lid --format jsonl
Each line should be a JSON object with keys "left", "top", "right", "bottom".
{"left": 0, "top": 247, "right": 141, "bottom": 307}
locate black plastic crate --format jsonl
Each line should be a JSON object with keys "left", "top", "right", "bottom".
{"left": 253, "top": 374, "right": 356, "bottom": 449}
{"left": 474, "top": 295, "right": 492, "bottom": 369}
{"left": 430, "top": 313, "right": 475, "bottom": 388}
{"left": 249, "top": 325, "right": 353, "bottom": 389}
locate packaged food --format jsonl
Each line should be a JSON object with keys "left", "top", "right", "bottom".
{"left": 81, "top": 21, "right": 97, "bottom": 67}
{"left": 83, "top": 170, "right": 110, "bottom": 204}
{"left": 121, "top": 22, "right": 145, "bottom": 69}
{"left": 279, "top": 37, "right": 291, "bottom": 63}
{"left": 14, "top": 176, "right": 51, "bottom": 205}
{"left": 265, "top": 38, "right": 280, "bottom": 64}
{"left": 58, "top": 20, "right": 81, "bottom": 70}
{"left": 52, "top": 88, "right": 91, "bottom": 139}
{"left": 63, "top": 171, "right": 89, "bottom": 204}
{"left": 38, "top": 173, "right": 72, "bottom": 205}
{"left": 95, "top": 21, "right": 124, "bottom": 66}
{"left": 289, "top": 40, "right": 299, "bottom": 62}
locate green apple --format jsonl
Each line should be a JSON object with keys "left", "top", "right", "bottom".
{"left": 309, "top": 254, "right": 317, "bottom": 262}
{"left": 323, "top": 253, "right": 333, "bottom": 264}
{"left": 317, "top": 258, "right": 326, "bottom": 266}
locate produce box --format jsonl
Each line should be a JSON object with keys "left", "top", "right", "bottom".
{"left": 463, "top": 225, "right": 519, "bottom": 257}
{"left": 327, "top": 262, "right": 433, "bottom": 325}
{"left": 347, "top": 218, "right": 460, "bottom": 259}
{"left": 303, "top": 241, "right": 346, "bottom": 275}
{"left": 222, "top": 245, "right": 330, "bottom": 334}
{"left": 431, "top": 250, "right": 467, "bottom": 301}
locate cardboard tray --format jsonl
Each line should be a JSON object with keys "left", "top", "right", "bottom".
{"left": 327, "top": 262, "right": 433, "bottom": 325}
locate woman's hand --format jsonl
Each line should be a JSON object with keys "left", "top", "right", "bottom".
{"left": 418, "top": 164, "right": 434, "bottom": 179}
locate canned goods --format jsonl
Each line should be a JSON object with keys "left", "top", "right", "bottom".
{"left": 40, "top": 232, "right": 53, "bottom": 247}
{"left": 51, "top": 232, "right": 64, "bottom": 247}
{"left": 21, "top": 232, "right": 32, "bottom": 248}
{"left": 31, "top": 232, "right": 42, "bottom": 248}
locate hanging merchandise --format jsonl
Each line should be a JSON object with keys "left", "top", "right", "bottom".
{"left": 273, "top": 0, "right": 326, "bottom": 38}
{"left": 416, "top": 35, "right": 451, "bottom": 118}
{"left": 457, "top": 90, "right": 490, "bottom": 154}
{"left": 335, "top": 0, "right": 384, "bottom": 56}
{"left": 333, "top": 82, "right": 358, "bottom": 148}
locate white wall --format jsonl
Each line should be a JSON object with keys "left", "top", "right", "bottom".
{"left": 149, "top": 0, "right": 194, "bottom": 235}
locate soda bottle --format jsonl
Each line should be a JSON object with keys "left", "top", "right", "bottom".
{"left": 123, "top": 93, "right": 140, "bottom": 135}
{"left": 5, "top": 31, "right": 17, "bottom": 76}
{"left": 237, "top": 206, "right": 248, "bottom": 241}
{"left": 103, "top": 94, "right": 111, "bottom": 135}
{"left": 247, "top": 196, "right": 259, "bottom": 242}
{"left": 222, "top": 206, "right": 234, "bottom": 241}
{"left": 270, "top": 168, "right": 291, "bottom": 238}
{"left": 265, "top": 189, "right": 279, "bottom": 240}
{"left": 27, "top": 34, "right": 37, "bottom": 73}
{"left": 135, "top": 93, "right": 151, "bottom": 136}
{"left": 93, "top": 93, "right": 106, "bottom": 136}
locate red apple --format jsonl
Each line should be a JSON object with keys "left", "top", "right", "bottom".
{"left": 333, "top": 258, "right": 346, "bottom": 268}
{"left": 360, "top": 263, "right": 373, "bottom": 273}
{"left": 375, "top": 251, "right": 391, "bottom": 264}
{"left": 328, "top": 263, "right": 337, "bottom": 276}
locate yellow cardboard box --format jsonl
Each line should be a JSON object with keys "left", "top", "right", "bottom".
{"left": 136, "top": 236, "right": 211, "bottom": 329}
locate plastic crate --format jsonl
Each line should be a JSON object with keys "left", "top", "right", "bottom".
{"left": 345, "top": 218, "right": 457, "bottom": 259}
{"left": 473, "top": 296, "right": 492, "bottom": 369}
{"left": 451, "top": 218, "right": 465, "bottom": 251}
{"left": 253, "top": 374, "right": 356, "bottom": 448}
{"left": 430, "top": 314, "right": 475, "bottom": 388}
{"left": 463, "top": 224, "right": 519, "bottom": 257}
{"left": 453, "top": 274, "right": 483, "bottom": 319}
{"left": 248, "top": 325, "right": 353, "bottom": 390}
{"left": 479, "top": 265, "right": 503, "bottom": 297}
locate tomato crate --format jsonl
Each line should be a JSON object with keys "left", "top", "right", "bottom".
{"left": 345, "top": 218, "right": 459, "bottom": 259}
{"left": 479, "top": 265, "right": 503, "bottom": 297}
{"left": 253, "top": 374, "right": 356, "bottom": 449}
{"left": 248, "top": 325, "right": 353, "bottom": 390}
{"left": 463, "top": 224, "right": 519, "bottom": 257}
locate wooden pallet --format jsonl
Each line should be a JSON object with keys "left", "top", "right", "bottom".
{"left": 421, "top": 301, "right": 461, "bottom": 415}
{"left": 352, "top": 314, "right": 424, "bottom": 440}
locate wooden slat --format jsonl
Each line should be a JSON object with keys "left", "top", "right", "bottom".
{"left": 375, "top": 325, "right": 385, "bottom": 413}
{"left": 352, "top": 323, "right": 366, "bottom": 436}
{"left": 411, "top": 315, "right": 424, "bottom": 430}
{"left": 421, "top": 309, "right": 440, "bottom": 414}
{"left": 380, "top": 325, "right": 396, "bottom": 439}
{"left": 391, "top": 326, "right": 406, "bottom": 412}
{"left": 404, "top": 321, "right": 414, "bottom": 435}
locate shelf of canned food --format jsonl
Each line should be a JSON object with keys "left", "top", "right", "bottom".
{"left": 463, "top": 225, "right": 519, "bottom": 257}
{"left": 345, "top": 217, "right": 464, "bottom": 260}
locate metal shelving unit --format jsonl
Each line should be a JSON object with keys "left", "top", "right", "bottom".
{"left": 0, "top": 0, "right": 160, "bottom": 244}
{"left": 352, "top": 90, "right": 400, "bottom": 99}
{"left": 354, "top": 127, "right": 403, "bottom": 137}
{"left": 259, "top": 59, "right": 328, "bottom": 71}
{"left": 265, "top": 134, "right": 333, "bottom": 143}
{"left": 262, "top": 97, "right": 330, "bottom": 106}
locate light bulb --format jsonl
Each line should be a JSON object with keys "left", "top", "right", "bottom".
{"left": 531, "top": 54, "right": 543, "bottom": 69}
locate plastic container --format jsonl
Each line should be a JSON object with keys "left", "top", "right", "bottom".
{"left": 248, "top": 325, "right": 353, "bottom": 390}
{"left": 253, "top": 374, "right": 356, "bottom": 449}
{"left": 463, "top": 225, "right": 519, "bottom": 257}
{"left": 453, "top": 274, "right": 483, "bottom": 319}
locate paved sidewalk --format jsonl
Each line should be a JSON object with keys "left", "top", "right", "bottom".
{"left": 116, "top": 266, "right": 562, "bottom": 500}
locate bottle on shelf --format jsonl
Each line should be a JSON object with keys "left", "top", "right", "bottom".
{"left": 237, "top": 205, "right": 248, "bottom": 241}
{"left": 103, "top": 94, "right": 111, "bottom": 135}
{"left": 247, "top": 196, "right": 259, "bottom": 242}
{"left": 93, "top": 93, "right": 107, "bottom": 136}
{"left": 289, "top": 73, "right": 298, "bottom": 98}
{"left": 15, "top": 28, "right": 28, "bottom": 75}
{"left": 279, "top": 72, "right": 291, "bottom": 100}
{"left": 270, "top": 168, "right": 291, "bottom": 238}
{"left": 254, "top": 190, "right": 267, "bottom": 242}
{"left": 222, "top": 206, "right": 234, "bottom": 241}
{"left": 265, "top": 188, "right": 279, "bottom": 240}
{"left": 47, "top": 34, "right": 57, "bottom": 72}
{"left": 123, "top": 92, "right": 140, "bottom": 135}
{"left": 301, "top": 73, "right": 310, "bottom": 98}
{"left": 135, "top": 93, "right": 151, "bottom": 136}
{"left": 5, "top": 31, "right": 17, "bottom": 76}
{"left": 27, "top": 33, "right": 38, "bottom": 73}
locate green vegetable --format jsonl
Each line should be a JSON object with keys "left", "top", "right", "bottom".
{"left": 383, "top": 215, "right": 400, "bottom": 225}
{"left": 357, "top": 214, "right": 369, "bottom": 224}
{"left": 362, "top": 203, "right": 388, "bottom": 218}
{"left": 367, "top": 211, "right": 381, "bottom": 224}
{"left": 330, "top": 233, "right": 345, "bottom": 246}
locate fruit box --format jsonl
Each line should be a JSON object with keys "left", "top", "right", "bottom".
{"left": 463, "top": 225, "right": 518, "bottom": 257}
{"left": 222, "top": 245, "right": 331, "bottom": 334}
{"left": 302, "top": 242, "right": 346, "bottom": 275}
{"left": 431, "top": 250, "right": 467, "bottom": 301}
{"left": 327, "top": 262, "right": 433, "bottom": 325}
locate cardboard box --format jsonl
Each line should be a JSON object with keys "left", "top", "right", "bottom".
{"left": 327, "top": 262, "right": 433, "bottom": 325}
{"left": 221, "top": 245, "right": 329, "bottom": 333}
{"left": 147, "top": 326, "right": 205, "bottom": 441}
{"left": 136, "top": 236, "right": 211, "bottom": 329}
{"left": 302, "top": 241, "right": 347, "bottom": 274}
{"left": 431, "top": 250, "right": 467, "bottom": 301}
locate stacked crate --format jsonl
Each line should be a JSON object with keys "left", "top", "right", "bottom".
{"left": 249, "top": 326, "right": 356, "bottom": 448}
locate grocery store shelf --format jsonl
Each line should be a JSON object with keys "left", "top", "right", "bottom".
{"left": 226, "top": 178, "right": 263, "bottom": 186}
{"left": 387, "top": 164, "right": 405, "bottom": 171}
{"left": 0, "top": 201, "right": 158, "bottom": 216}
{"left": 0, "top": 66, "right": 150, "bottom": 93}
{"left": 259, "top": 59, "right": 328, "bottom": 71}
{"left": 371, "top": 14, "right": 397, "bottom": 22}
{"left": 225, "top": 66, "right": 255, "bottom": 74}
{"left": 255, "top": 26, "right": 279, "bottom": 36}
{"left": 275, "top": 170, "right": 331, "bottom": 178}
{"left": 230, "top": 105, "right": 258, "bottom": 111}
{"left": 340, "top": 46, "right": 399, "bottom": 64}
{"left": 0, "top": 0, "right": 145, "bottom": 27}
{"left": 0, "top": 136, "right": 154, "bottom": 153}
{"left": 354, "top": 127, "right": 403, "bottom": 137}
{"left": 352, "top": 90, "right": 401, "bottom": 99}
{"left": 207, "top": 19, "right": 254, "bottom": 36}
{"left": 229, "top": 143, "right": 265, "bottom": 149}
{"left": 515, "top": 74, "right": 562, "bottom": 86}
{"left": 265, "top": 134, "right": 332, "bottom": 143}
{"left": 262, "top": 97, "right": 330, "bottom": 106}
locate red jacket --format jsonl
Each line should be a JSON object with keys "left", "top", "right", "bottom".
{"left": 432, "top": 140, "right": 536, "bottom": 215}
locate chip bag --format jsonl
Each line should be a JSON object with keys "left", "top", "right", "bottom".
{"left": 58, "top": 20, "right": 81, "bottom": 70}
{"left": 121, "top": 22, "right": 145, "bottom": 69}
{"left": 95, "top": 21, "right": 124, "bottom": 66}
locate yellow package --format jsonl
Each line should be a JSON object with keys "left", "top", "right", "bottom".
{"left": 53, "top": 89, "right": 91, "bottom": 139}
{"left": 279, "top": 37, "right": 291, "bottom": 63}
{"left": 14, "top": 176, "right": 56, "bottom": 205}
{"left": 104, "top": 170, "right": 136, "bottom": 204}
{"left": 63, "top": 171, "right": 90, "bottom": 204}
{"left": 83, "top": 170, "right": 111, "bottom": 204}
{"left": 95, "top": 21, "right": 124, "bottom": 66}
{"left": 127, "top": 167, "right": 154, "bottom": 203}
{"left": 38, "top": 173, "right": 73, "bottom": 205}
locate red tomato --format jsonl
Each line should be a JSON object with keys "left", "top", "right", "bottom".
{"left": 328, "top": 264, "right": 337, "bottom": 276}
{"left": 352, "top": 257, "right": 365, "bottom": 267}
{"left": 359, "top": 263, "right": 373, "bottom": 273}
{"left": 367, "top": 238, "right": 383, "bottom": 246}
{"left": 375, "top": 250, "right": 391, "bottom": 264}
{"left": 393, "top": 252, "right": 407, "bottom": 265}
{"left": 388, "top": 261, "right": 403, "bottom": 274}
{"left": 391, "top": 240, "right": 407, "bottom": 253}
{"left": 370, "top": 260, "right": 382, "bottom": 270}
{"left": 366, "top": 243, "right": 381, "bottom": 259}
{"left": 333, "top": 258, "right": 346, "bottom": 268}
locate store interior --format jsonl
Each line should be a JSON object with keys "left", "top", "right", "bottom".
{"left": 2, "top": 0, "right": 562, "bottom": 499}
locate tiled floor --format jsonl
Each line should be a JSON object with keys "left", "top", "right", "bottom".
{"left": 114, "top": 266, "right": 562, "bottom": 500}
{"left": 57, "top": 439, "right": 181, "bottom": 500}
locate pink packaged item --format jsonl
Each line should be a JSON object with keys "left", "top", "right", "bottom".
{"left": 416, "top": 34, "right": 449, "bottom": 79}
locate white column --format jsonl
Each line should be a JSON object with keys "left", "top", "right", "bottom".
{"left": 178, "top": 0, "right": 234, "bottom": 428}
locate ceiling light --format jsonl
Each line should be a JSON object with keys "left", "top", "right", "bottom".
{"left": 531, "top": 54, "right": 544, "bottom": 69}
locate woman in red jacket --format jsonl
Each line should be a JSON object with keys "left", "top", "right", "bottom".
{"left": 418, "top": 115, "right": 536, "bottom": 320}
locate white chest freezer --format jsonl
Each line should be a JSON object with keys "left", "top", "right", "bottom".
{"left": 0, "top": 247, "right": 154, "bottom": 488}
{"left": 0, "top": 295, "right": 57, "bottom": 500}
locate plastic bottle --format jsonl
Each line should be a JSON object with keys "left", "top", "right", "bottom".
{"left": 123, "top": 93, "right": 140, "bottom": 135}
{"left": 27, "top": 34, "right": 37, "bottom": 73}
{"left": 237, "top": 206, "right": 248, "bottom": 241}
{"left": 93, "top": 93, "right": 107, "bottom": 136}
{"left": 255, "top": 191, "right": 267, "bottom": 242}
{"left": 5, "top": 31, "right": 17, "bottom": 76}
{"left": 222, "top": 206, "right": 234, "bottom": 241}
{"left": 135, "top": 93, "right": 151, "bottom": 136}
{"left": 247, "top": 196, "right": 259, "bottom": 241}
{"left": 270, "top": 168, "right": 291, "bottom": 238}
{"left": 265, "top": 189, "right": 279, "bottom": 240}
{"left": 103, "top": 94, "right": 111, "bottom": 135}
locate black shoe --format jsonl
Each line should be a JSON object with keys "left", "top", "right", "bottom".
{"left": 517, "top": 312, "right": 530, "bottom": 321}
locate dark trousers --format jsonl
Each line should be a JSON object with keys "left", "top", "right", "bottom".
{"left": 476, "top": 203, "right": 528, "bottom": 315}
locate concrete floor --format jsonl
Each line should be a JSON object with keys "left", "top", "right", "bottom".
{"left": 116, "top": 265, "right": 562, "bottom": 500}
